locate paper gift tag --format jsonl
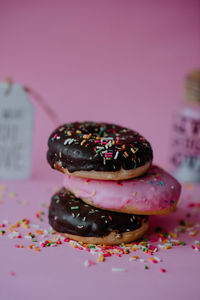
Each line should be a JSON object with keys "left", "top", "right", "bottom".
{"left": 0, "top": 82, "right": 33, "bottom": 179}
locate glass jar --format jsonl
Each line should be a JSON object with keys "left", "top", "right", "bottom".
{"left": 170, "top": 69, "right": 200, "bottom": 182}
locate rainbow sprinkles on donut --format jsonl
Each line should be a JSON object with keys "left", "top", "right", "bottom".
{"left": 47, "top": 122, "right": 153, "bottom": 180}
{"left": 47, "top": 121, "right": 181, "bottom": 245}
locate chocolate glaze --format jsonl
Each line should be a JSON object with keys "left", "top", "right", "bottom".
{"left": 47, "top": 122, "right": 153, "bottom": 173}
{"left": 49, "top": 188, "right": 148, "bottom": 237}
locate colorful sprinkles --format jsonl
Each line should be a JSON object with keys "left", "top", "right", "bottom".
{"left": 48, "top": 122, "right": 153, "bottom": 172}
{"left": 1, "top": 184, "right": 200, "bottom": 274}
{"left": 1, "top": 211, "right": 200, "bottom": 272}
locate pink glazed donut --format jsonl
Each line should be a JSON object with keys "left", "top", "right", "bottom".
{"left": 64, "top": 166, "right": 181, "bottom": 215}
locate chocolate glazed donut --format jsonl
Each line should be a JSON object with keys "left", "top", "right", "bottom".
{"left": 49, "top": 188, "right": 149, "bottom": 245}
{"left": 47, "top": 122, "right": 153, "bottom": 180}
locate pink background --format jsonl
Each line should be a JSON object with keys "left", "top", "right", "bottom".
{"left": 0, "top": 0, "right": 200, "bottom": 181}
{"left": 0, "top": 2, "right": 200, "bottom": 299}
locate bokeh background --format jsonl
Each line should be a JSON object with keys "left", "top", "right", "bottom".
{"left": 0, "top": 0, "right": 200, "bottom": 181}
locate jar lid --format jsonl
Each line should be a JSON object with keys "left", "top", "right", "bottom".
{"left": 185, "top": 69, "right": 200, "bottom": 104}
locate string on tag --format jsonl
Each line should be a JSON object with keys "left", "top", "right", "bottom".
{"left": 5, "top": 78, "right": 60, "bottom": 126}
{"left": 4, "top": 77, "right": 12, "bottom": 95}
{"left": 24, "top": 86, "right": 60, "bottom": 126}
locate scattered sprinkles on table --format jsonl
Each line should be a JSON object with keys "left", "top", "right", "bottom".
{"left": 1, "top": 183, "right": 200, "bottom": 273}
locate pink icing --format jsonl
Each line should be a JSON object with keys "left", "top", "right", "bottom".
{"left": 63, "top": 166, "right": 181, "bottom": 212}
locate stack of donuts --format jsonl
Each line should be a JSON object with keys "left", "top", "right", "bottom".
{"left": 47, "top": 122, "right": 181, "bottom": 245}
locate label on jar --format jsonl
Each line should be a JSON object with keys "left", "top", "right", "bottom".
{"left": 0, "top": 82, "right": 33, "bottom": 179}
{"left": 170, "top": 107, "right": 200, "bottom": 182}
